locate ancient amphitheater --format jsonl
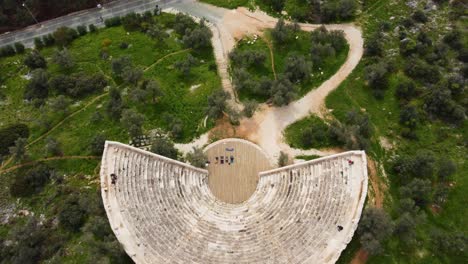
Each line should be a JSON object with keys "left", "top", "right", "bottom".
{"left": 100, "top": 139, "right": 368, "bottom": 264}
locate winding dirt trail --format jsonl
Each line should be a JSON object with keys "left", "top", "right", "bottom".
{"left": 0, "top": 156, "right": 100, "bottom": 175}
{"left": 171, "top": 5, "right": 364, "bottom": 165}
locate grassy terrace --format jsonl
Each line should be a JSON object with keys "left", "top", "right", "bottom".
{"left": 0, "top": 12, "right": 221, "bottom": 262}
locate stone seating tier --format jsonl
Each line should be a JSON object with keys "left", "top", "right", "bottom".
{"left": 100, "top": 141, "right": 368, "bottom": 264}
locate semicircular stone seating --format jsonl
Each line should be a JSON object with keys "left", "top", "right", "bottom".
{"left": 100, "top": 141, "right": 368, "bottom": 264}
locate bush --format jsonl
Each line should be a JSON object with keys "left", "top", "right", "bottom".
{"left": 45, "top": 137, "right": 62, "bottom": 157}
{"left": 53, "top": 26, "right": 78, "bottom": 47}
{"left": 365, "top": 61, "right": 391, "bottom": 94}
{"left": 365, "top": 32, "right": 383, "bottom": 57}
{"left": 183, "top": 25, "right": 213, "bottom": 50}
{"left": 10, "top": 164, "right": 52, "bottom": 197}
{"left": 393, "top": 150, "right": 436, "bottom": 183}
{"left": 174, "top": 54, "right": 197, "bottom": 76}
{"left": 243, "top": 100, "right": 258, "bottom": 117}
{"left": 90, "top": 134, "right": 106, "bottom": 155}
{"left": 59, "top": 194, "right": 87, "bottom": 232}
{"left": 229, "top": 49, "right": 266, "bottom": 67}
{"left": 284, "top": 54, "right": 311, "bottom": 83}
{"left": 357, "top": 208, "right": 394, "bottom": 255}
{"left": 0, "top": 45, "right": 16, "bottom": 57}
{"left": 278, "top": 151, "right": 289, "bottom": 167}
{"left": 400, "top": 178, "right": 432, "bottom": 206}
{"left": 34, "top": 37, "right": 44, "bottom": 49}
{"left": 89, "top": 23, "right": 97, "bottom": 32}
{"left": 186, "top": 147, "right": 207, "bottom": 168}
{"left": 0, "top": 123, "right": 29, "bottom": 156}
{"left": 24, "top": 50, "right": 47, "bottom": 69}
{"left": 52, "top": 48, "right": 75, "bottom": 70}
{"left": 42, "top": 34, "right": 55, "bottom": 47}
{"left": 24, "top": 69, "right": 49, "bottom": 100}
{"left": 399, "top": 105, "right": 419, "bottom": 128}
{"left": 106, "top": 87, "right": 123, "bottom": 120}
{"left": 412, "top": 10, "right": 428, "bottom": 23}
{"left": 76, "top": 25, "right": 87, "bottom": 36}
{"left": 437, "top": 158, "right": 457, "bottom": 181}
{"left": 271, "top": 77, "right": 297, "bottom": 106}
{"left": 162, "top": 113, "right": 184, "bottom": 139}
{"left": 174, "top": 13, "right": 196, "bottom": 35}
{"left": 14, "top": 42, "right": 25, "bottom": 53}
{"left": 119, "top": 42, "right": 129, "bottom": 49}
{"left": 150, "top": 137, "right": 178, "bottom": 160}
{"left": 271, "top": 18, "right": 297, "bottom": 44}
{"left": 120, "top": 109, "right": 145, "bottom": 138}
{"left": 206, "top": 90, "right": 230, "bottom": 119}
{"left": 104, "top": 16, "right": 121, "bottom": 27}
{"left": 121, "top": 12, "right": 143, "bottom": 31}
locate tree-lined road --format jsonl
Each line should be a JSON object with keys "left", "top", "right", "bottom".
{"left": 0, "top": 0, "right": 189, "bottom": 48}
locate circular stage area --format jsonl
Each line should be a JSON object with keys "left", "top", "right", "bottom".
{"left": 204, "top": 138, "right": 272, "bottom": 204}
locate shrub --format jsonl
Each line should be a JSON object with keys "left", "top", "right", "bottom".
{"left": 174, "top": 13, "right": 196, "bottom": 35}
{"left": 121, "top": 12, "right": 143, "bottom": 31}
{"left": 52, "top": 48, "right": 75, "bottom": 70}
{"left": 89, "top": 23, "right": 97, "bottom": 32}
{"left": 147, "top": 24, "right": 168, "bottom": 44}
{"left": 174, "top": 54, "right": 197, "bottom": 76}
{"left": 53, "top": 26, "right": 78, "bottom": 47}
{"left": 24, "top": 69, "right": 49, "bottom": 100}
{"left": 284, "top": 54, "right": 311, "bottom": 83}
{"left": 400, "top": 178, "right": 432, "bottom": 206}
{"left": 357, "top": 208, "right": 394, "bottom": 255}
{"left": 69, "top": 72, "right": 107, "bottom": 98}
{"left": 59, "top": 194, "right": 87, "bottom": 232}
{"left": 186, "top": 147, "right": 207, "bottom": 168}
{"left": 229, "top": 49, "right": 266, "bottom": 67}
{"left": 271, "top": 77, "right": 297, "bottom": 106}
{"left": 243, "top": 100, "right": 258, "bottom": 117}
{"left": 278, "top": 151, "right": 289, "bottom": 167}
{"left": 10, "top": 164, "right": 52, "bottom": 197}
{"left": 120, "top": 109, "right": 145, "bottom": 138}
{"left": 90, "top": 134, "right": 106, "bottom": 155}
{"left": 119, "top": 42, "right": 129, "bottom": 49}
{"left": 104, "top": 16, "right": 121, "bottom": 27}
{"left": 14, "top": 42, "right": 25, "bottom": 53}
{"left": 183, "top": 25, "right": 213, "bottom": 50}
{"left": 106, "top": 87, "right": 123, "bottom": 120}
{"left": 101, "top": 38, "right": 112, "bottom": 47}
{"left": 76, "top": 25, "right": 87, "bottom": 36}
{"left": 271, "top": 18, "right": 296, "bottom": 44}
{"left": 45, "top": 137, "right": 62, "bottom": 157}
{"left": 437, "top": 158, "right": 457, "bottom": 181}
{"left": 206, "top": 90, "right": 230, "bottom": 119}
{"left": 42, "top": 34, "right": 55, "bottom": 46}
{"left": 0, "top": 45, "right": 15, "bottom": 57}
{"left": 34, "top": 37, "right": 44, "bottom": 49}
{"left": 24, "top": 50, "right": 47, "bottom": 69}
{"left": 0, "top": 123, "right": 29, "bottom": 156}
{"left": 412, "top": 10, "right": 428, "bottom": 23}
{"left": 150, "top": 137, "right": 178, "bottom": 160}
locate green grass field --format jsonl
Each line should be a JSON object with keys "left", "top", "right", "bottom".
{"left": 284, "top": 114, "right": 340, "bottom": 149}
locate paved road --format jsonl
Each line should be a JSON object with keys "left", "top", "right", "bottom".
{"left": 0, "top": 0, "right": 190, "bottom": 48}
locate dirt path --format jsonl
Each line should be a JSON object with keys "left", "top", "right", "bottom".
{"left": 262, "top": 36, "right": 277, "bottom": 80}
{"left": 170, "top": 6, "right": 364, "bottom": 164}
{"left": 0, "top": 156, "right": 100, "bottom": 175}
{"left": 27, "top": 93, "right": 109, "bottom": 148}
{"left": 144, "top": 48, "right": 192, "bottom": 72}
{"left": 349, "top": 156, "right": 385, "bottom": 264}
